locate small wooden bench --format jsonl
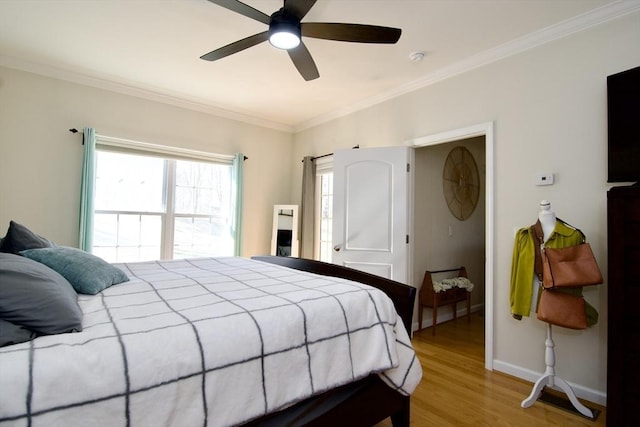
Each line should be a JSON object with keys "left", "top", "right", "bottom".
{"left": 418, "top": 266, "right": 471, "bottom": 335}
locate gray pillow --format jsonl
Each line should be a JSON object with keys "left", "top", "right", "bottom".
{"left": 0, "top": 253, "right": 83, "bottom": 334}
{"left": 20, "top": 246, "right": 129, "bottom": 295}
{"left": 0, "top": 319, "right": 38, "bottom": 347}
{"left": 0, "top": 220, "right": 53, "bottom": 254}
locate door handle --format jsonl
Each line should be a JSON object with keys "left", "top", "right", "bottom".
{"left": 333, "top": 245, "right": 341, "bottom": 252}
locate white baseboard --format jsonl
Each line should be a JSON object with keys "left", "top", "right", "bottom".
{"left": 492, "top": 360, "right": 606, "bottom": 406}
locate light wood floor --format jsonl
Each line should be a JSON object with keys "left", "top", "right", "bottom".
{"left": 378, "top": 312, "right": 606, "bottom": 426}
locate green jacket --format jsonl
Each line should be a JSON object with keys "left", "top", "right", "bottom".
{"left": 510, "top": 221, "right": 599, "bottom": 326}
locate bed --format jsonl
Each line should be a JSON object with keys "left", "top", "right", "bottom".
{"left": 0, "top": 250, "right": 421, "bottom": 427}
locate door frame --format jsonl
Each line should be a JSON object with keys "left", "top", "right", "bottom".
{"left": 407, "top": 122, "right": 494, "bottom": 371}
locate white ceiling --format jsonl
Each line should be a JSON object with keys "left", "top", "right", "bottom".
{"left": 0, "top": 0, "right": 635, "bottom": 131}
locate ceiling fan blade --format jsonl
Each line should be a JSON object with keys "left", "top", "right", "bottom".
{"left": 207, "top": 0, "right": 270, "bottom": 25}
{"left": 283, "top": 0, "right": 317, "bottom": 21}
{"left": 288, "top": 42, "right": 319, "bottom": 81}
{"left": 200, "top": 31, "right": 269, "bottom": 61}
{"left": 301, "top": 23, "right": 401, "bottom": 44}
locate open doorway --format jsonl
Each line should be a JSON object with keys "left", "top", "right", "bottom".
{"left": 409, "top": 122, "right": 494, "bottom": 370}
{"left": 414, "top": 138, "right": 486, "bottom": 337}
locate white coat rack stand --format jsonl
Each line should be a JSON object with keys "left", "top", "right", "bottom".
{"left": 521, "top": 324, "right": 594, "bottom": 418}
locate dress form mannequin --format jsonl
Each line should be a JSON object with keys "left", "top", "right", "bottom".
{"left": 530, "top": 201, "right": 556, "bottom": 312}
{"left": 521, "top": 201, "right": 594, "bottom": 418}
{"left": 538, "top": 200, "right": 556, "bottom": 242}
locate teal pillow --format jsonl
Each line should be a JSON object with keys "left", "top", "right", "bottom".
{"left": 20, "top": 246, "right": 129, "bottom": 295}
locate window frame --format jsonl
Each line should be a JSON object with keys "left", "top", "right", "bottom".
{"left": 93, "top": 135, "right": 235, "bottom": 262}
{"left": 314, "top": 156, "right": 333, "bottom": 262}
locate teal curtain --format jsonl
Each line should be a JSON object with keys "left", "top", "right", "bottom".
{"left": 232, "top": 153, "right": 244, "bottom": 256}
{"left": 78, "top": 128, "right": 96, "bottom": 251}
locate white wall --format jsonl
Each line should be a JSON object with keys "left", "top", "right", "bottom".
{"left": 291, "top": 12, "right": 640, "bottom": 402}
{"left": 0, "top": 66, "right": 293, "bottom": 257}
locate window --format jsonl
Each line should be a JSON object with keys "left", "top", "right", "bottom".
{"left": 93, "top": 149, "right": 234, "bottom": 263}
{"left": 314, "top": 157, "right": 333, "bottom": 262}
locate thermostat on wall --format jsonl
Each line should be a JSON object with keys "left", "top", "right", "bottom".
{"left": 535, "top": 172, "right": 555, "bottom": 186}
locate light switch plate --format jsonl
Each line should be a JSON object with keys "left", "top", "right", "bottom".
{"left": 535, "top": 172, "right": 554, "bottom": 186}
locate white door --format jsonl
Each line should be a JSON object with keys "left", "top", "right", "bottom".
{"left": 332, "top": 147, "right": 413, "bottom": 284}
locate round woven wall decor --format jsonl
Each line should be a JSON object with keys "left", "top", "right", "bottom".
{"left": 442, "top": 146, "right": 480, "bottom": 221}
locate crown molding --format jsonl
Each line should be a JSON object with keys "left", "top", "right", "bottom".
{"left": 1, "top": 1, "right": 637, "bottom": 135}
{"left": 0, "top": 55, "right": 294, "bottom": 133}
{"left": 294, "top": 0, "right": 640, "bottom": 132}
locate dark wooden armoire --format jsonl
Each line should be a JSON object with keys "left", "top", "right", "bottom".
{"left": 607, "top": 185, "right": 640, "bottom": 425}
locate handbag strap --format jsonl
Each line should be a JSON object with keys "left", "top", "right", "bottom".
{"left": 530, "top": 221, "right": 545, "bottom": 282}
{"left": 556, "top": 218, "right": 587, "bottom": 243}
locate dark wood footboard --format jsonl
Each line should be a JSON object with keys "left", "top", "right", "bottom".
{"left": 243, "top": 376, "right": 410, "bottom": 427}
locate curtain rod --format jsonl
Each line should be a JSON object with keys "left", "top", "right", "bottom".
{"left": 302, "top": 145, "right": 359, "bottom": 162}
{"left": 69, "top": 128, "right": 247, "bottom": 160}
{"left": 312, "top": 152, "right": 333, "bottom": 161}
{"left": 69, "top": 128, "right": 85, "bottom": 144}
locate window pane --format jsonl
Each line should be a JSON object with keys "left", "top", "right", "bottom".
{"left": 117, "top": 247, "right": 141, "bottom": 263}
{"left": 317, "top": 172, "right": 333, "bottom": 263}
{"left": 95, "top": 151, "right": 165, "bottom": 212}
{"left": 139, "top": 246, "right": 160, "bottom": 262}
{"left": 118, "top": 215, "right": 141, "bottom": 246}
{"left": 175, "top": 186, "right": 195, "bottom": 213}
{"left": 140, "top": 215, "right": 161, "bottom": 247}
{"left": 93, "top": 246, "right": 117, "bottom": 263}
{"left": 94, "top": 213, "right": 118, "bottom": 246}
{"left": 175, "top": 160, "right": 231, "bottom": 215}
{"left": 93, "top": 213, "right": 162, "bottom": 263}
{"left": 196, "top": 188, "right": 215, "bottom": 213}
{"left": 174, "top": 216, "right": 232, "bottom": 259}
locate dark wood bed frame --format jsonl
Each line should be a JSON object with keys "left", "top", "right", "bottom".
{"left": 249, "top": 256, "right": 418, "bottom": 427}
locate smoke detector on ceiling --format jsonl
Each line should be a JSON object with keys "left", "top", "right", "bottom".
{"left": 409, "top": 52, "right": 425, "bottom": 62}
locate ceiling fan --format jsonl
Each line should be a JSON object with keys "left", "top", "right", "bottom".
{"left": 200, "top": 0, "right": 402, "bottom": 81}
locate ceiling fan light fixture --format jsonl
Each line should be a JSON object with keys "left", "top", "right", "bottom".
{"left": 269, "top": 11, "right": 301, "bottom": 50}
{"left": 269, "top": 30, "right": 300, "bottom": 49}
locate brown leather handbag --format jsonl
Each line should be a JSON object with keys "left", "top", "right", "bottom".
{"left": 541, "top": 242, "right": 603, "bottom": 289}
{"left": 537, "top": 289, "right": 587, "bottom": 330}
{"left": 532, "top": 220, "right": 603, "bottom": 289}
